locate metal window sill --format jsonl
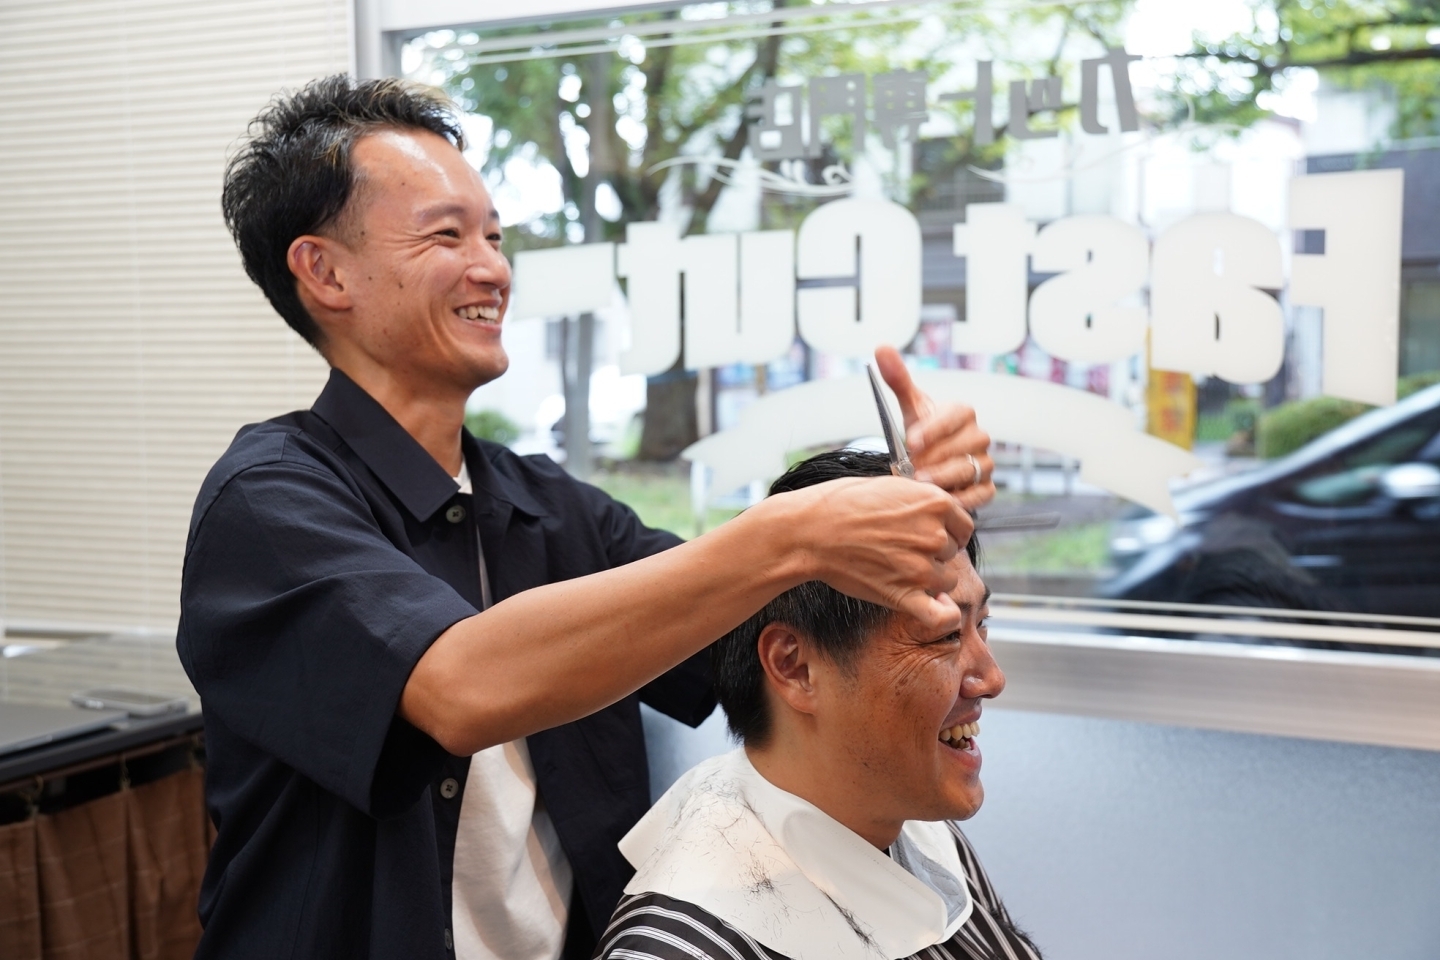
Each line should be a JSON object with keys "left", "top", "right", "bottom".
{"left": 989, "top": 625, "right": 1440, "bottom": 752}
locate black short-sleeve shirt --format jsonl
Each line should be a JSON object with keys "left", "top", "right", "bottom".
{"left": 177, "top": 370, "right": 713, "bottom": 960}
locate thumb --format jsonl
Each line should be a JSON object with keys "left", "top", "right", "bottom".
{"left": 874, "top": 345, "right": 932, "bottom": 431}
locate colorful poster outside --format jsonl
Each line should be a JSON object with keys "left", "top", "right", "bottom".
{"left": 1147, "top": 367, "right": 1196, "bottom": 451}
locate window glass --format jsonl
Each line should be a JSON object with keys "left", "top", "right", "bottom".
{"left": 1401, "top": 279, "right": 1440, "bottom": 377}
{"left": 407, "top": 1, "right": 1440, "bottom": 654}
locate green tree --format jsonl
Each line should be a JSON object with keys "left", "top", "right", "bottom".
{"left": 1162, "top": 0, "right": 1440, "bottom": 138}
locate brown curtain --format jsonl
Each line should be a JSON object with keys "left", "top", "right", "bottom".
{"left": 0, "top": 765, "right": 208, "bottom": 960}
{"left": 0, "top": 818, "right": 41, "bottom": 960}
{"left": 126, "top": 768, "right": 207, "bottom": 960}
{"left": 36, "top": 791, "right": 130, "bottom": 960}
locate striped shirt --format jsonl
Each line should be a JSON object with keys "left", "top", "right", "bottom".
{"left": 594, "top": 822, "right": 1043, "bottom": 960}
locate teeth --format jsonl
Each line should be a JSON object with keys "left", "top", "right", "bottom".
{"left": 458, "top": 305, "right": 500, "bottom": 322}
{"left": 939, "top": 721, "right": 981, "bottom": 744}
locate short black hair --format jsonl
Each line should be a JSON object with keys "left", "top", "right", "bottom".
{"left": 221, "top": 75, "right": 465, "bottom": 348}
{"left": 712, "top": 449, "right": 981, "bottom": 746}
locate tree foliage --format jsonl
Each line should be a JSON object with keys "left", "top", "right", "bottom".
{"left": 1165, "top": 0, "right": 1440, "bottom": 138}
{"left": 432, "top": 5, "right": 1015, "bottom": 238}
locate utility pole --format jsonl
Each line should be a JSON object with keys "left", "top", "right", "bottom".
{"left": 561, "top": 313, "right": 595, "bottom": 480}
{"left": 562, "top": 53, "right": 619, "bottom": 481}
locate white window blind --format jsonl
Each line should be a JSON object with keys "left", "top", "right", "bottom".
{"left": 0, "top": 0, "right": 350, "bottom": 633}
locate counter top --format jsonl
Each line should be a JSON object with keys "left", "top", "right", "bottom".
{"left": 0, "top": 709, "right": 203, "bottom": 787}
{"left": 0, "top": 631, "right": 201, "bottom": 787}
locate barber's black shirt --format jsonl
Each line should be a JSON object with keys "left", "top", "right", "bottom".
{"left": 177, "top": 370, "right": 714, "bottom": 960}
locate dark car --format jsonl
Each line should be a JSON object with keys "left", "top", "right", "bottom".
{"left": 1103, "top": 383, "right": 1440, "bottom": 618}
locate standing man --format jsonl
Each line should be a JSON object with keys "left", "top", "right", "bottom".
{"left": 181, "top": 76, "right": 995, "bottom": 960}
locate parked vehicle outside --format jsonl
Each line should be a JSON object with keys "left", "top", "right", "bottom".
{"left": 1104, "top": 384, "right": 1440, "bottom": 619}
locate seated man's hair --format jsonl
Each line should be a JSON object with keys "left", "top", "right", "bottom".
{"left": 221, "top": 75, "right": 464, "bottom": 348}
{"left": 712, "top": 449, "right": 980, "bottom": 746}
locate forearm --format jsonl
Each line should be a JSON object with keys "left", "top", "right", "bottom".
{"left": 401, "top": 495, "right": 810, "bottom": 755}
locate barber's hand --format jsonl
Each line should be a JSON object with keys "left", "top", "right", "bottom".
{"left": 783, "top": 475, "right": 972, "bottom": 633}
{"left": 874, "top": 345, "right": 996, "bottom": 511}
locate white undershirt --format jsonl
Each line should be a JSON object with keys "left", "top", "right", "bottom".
{"left": 449, "top": 460, "right": 574, "bottom": 960}
{"left": 452, "top": 460, "right": 473, "bottom": 496}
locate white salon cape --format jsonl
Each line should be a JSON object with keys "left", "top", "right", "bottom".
{"left": 617, "top": 749, "right": 973, "bottom": 960}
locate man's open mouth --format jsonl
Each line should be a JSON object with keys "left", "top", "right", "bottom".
{"left": 939, "top": 721, "right": 979, "bottom": 751}
{"left": 456, "top": 304, "right": 501, "bottom": 323}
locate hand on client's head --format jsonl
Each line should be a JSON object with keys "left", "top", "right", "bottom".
{"left": 771, "top": 472, "right": 971, "bottom": 634}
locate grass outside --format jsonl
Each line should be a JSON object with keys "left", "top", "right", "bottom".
{"left": 589, "top": 466, "right": 742, "bottom": 539}
{"left": 977, "top": 521, "right": 1111, "bottom": 576}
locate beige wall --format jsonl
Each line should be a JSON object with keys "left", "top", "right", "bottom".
{"left": 0, "top": 0, "right": 350, "bottom": 632}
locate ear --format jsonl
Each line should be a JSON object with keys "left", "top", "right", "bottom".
{"left": 756, "top": 624, "right": 821, "bottom": 718}
{"left": 288, "top": 235, "right": 352, "bottom": 315}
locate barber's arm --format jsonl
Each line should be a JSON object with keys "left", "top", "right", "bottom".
{"left": 581, "top": 489, "right": 716, "bottom": 727}
{"left": 401, "top": 473, "right": 973, "bottom": 756}
{"left": 405, "top": 351, "right": 995, "bottom": 756}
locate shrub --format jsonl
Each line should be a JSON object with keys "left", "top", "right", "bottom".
{"left": 1256, "top": 397, "right": 1371, "bottom": 459}
{"left": 465, "top": 408, "right": 521, "bottom": 446}
{"left": 1254, "top": 372, "right": 1440, "bottom": 460}
{"left": 1399, "top": 370, "right": 1440, "bottom": 399}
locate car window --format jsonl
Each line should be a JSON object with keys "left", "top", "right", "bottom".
{"left": 1290, "top": 409, "right": 1440, "bottom": 507}
{"left": 1416, "top": 431, "right": 1440, "bottom": 463}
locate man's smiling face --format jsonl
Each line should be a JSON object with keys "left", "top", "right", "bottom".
{"left": 324, "top": 127, "right": 511, "bottom": 394}
{"left": 814, "top": 554, "right": 1003, "bottom": 826}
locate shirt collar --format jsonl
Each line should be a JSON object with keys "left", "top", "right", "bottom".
{"left": 619, "top": 749, "right": 971, "bottom": 960}
{"left": 310, "top": 369, "right": 463, "bottom": 523}
{"left": 457, "top": 430, "right": 549, "bottom": 521}
{"left": 312, "top": 369, "right": 550, "bottom": 523}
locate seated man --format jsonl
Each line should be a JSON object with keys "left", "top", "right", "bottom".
{"left": 595, "top": 450, "right": 1041, "bottom": 960}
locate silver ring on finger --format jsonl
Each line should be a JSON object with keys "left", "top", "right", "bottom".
{"left": 965, "top": 453, "right": 982, "bottom": 487}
